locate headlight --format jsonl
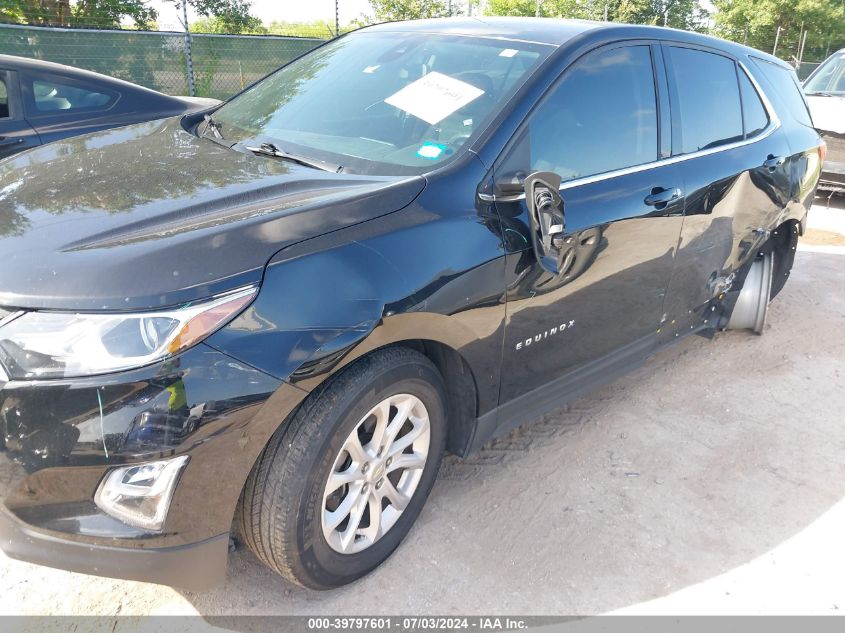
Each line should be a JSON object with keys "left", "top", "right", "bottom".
{"left": 0, "top": 287, "right": 256, "bottom": 380}
{"left": 94, "top": 455, "right": 189, "bottom": 531}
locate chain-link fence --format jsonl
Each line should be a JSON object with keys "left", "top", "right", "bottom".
{"left": 0, "top": 23, "right": 326, "bottom": 99}
{"left": 2, "top": 17, "right": 843, "bottom": 99}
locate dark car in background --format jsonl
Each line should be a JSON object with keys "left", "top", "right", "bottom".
{"left": 0, "top": 55, "right": 218, "bottom": 159}
{"left": 0, "top": 18, "right": 821, "bottom": 591}
{"left": 804, "top": 49, "right": 845, "bottom": 194}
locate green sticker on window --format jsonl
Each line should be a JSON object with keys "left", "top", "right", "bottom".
{"left": 416, "top": 142, "right": 446, "bottom": 160}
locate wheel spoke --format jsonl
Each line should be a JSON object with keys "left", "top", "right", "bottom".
{"left": 380, "top": 478, "right": 410, "bottom": 511}
{"left": 324, "top": 481, "right": 363, "bottom": 531}
{"left": 325, "top": 467, "right": 364, "bottom": 496}
{"left": 343, "top": 431, "right": 370, "bottom": 464}
{"left": 359, "top": 494, "right": 383, "bottom": 543}
{"left": 387, "top": 420, "right": 427, "bottom": 458}
{"left": 339, "top": 493, "right": 368, "bottom": 551}
{"left": 367, "top": 399, "right": 391, "bottom": 453}
{"left": 386, "top": 451, "right": 426, "bottom": 473}
{"left": 383, "top": 397, "right": 413, "bottom": 451}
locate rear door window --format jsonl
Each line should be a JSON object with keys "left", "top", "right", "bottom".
{"left": 521, "top": 45, "right": 658, "bottom": 182}
{"left": 665, "top": 46, "right": 743, "bottom": 155}
{"left": 751, "top": 57, "right": 813, "bottom": 127}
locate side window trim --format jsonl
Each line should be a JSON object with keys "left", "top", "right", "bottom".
{"left": 652, "top": 43, "right": 673, "bottom": 160}
{"left": 484, "top": 41, "right": 782, "bottom": 204}
{"left": 23, "top": 72, "right": 120, "bottom": 119}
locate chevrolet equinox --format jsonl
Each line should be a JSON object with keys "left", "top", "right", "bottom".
{"left": 0, "top": 18, "right": 822, "bottom": 590}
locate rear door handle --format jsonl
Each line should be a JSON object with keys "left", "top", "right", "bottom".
{"left": 644, "top": 187, "right": 683, "bottom": 207}
{"left": 0, "top": 137, "right": 24, "bottom": 148}
{"left": 763, "top": 155, "right": 786, "bottom": 171}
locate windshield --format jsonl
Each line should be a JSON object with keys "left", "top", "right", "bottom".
{"left": 804, "top": 51, "right": 845, "bottom": 95}
{"left": 210, "top": 31, "right": 551, "bottom": 175}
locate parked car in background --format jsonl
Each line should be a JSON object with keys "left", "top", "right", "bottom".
{"left": 0, "top": 18, "right": 821, "bottom": 591}
{"left": 804, "top": 49, "right": 845, "bottom": 194}
{"left": 0, "top": 55, "right": 218, "bottom": 159}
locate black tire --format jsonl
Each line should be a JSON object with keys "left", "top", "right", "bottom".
{"left": 236, "top": 347, "right": 447, "bottom": 589}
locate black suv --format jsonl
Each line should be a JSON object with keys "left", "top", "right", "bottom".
{"left": 0, "top": 18, "right": 821, "bottom": 590}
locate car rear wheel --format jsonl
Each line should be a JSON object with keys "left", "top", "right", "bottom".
{"left": 236, "top": 347, "right": 446, "bottom": 589}
{"left": 727, "top": 250, "right": 774, "bottom": 334}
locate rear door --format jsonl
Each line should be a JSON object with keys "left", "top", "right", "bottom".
{"left": 494, "top": 42, "right": 686, "bottom": 405}
{"left": 0, "top": 69, "right": 41, "bottom": 159}
{"left": 658, "top": 44, "right": 793, "bottom": 339}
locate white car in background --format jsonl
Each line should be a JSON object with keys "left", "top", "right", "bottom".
{"left": 804, "top": 49, "right": 845, "bottom": 194}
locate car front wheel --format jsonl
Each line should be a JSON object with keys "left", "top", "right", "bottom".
{"left": 237, "top": 347, "right": 446, "bottom": 589}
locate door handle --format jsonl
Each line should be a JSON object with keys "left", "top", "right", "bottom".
{"left": 763, "top": 155, "right": 786, "bottom": 171}
{"left": 644, "top": 187, "right": 683, "bottom": 207}
{"left": 0, "top": 137, "right": 24, "bottom": 148}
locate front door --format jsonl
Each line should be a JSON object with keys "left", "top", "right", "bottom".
{"left": 493, "top": 43, "right": 685, "bottom": 405}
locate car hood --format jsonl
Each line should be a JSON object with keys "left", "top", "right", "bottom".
{"left": 0, "top": 118, "right": 425, "bottom": 311}
{"left": 807, "top": 94, "right": 845, "bottom": 134}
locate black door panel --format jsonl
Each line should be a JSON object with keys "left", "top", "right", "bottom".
{"left": 497, "top": 165, "right": 684, "bottom": 403}
{"left": 492, "top": 42, "right": 684, "bottom": 404}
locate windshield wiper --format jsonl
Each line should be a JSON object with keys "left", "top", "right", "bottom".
{"left": 202, "top": 114, "right": 224, "bottom": 139}
{"left": 805, "top": 90, "right": 840, "bottom": 97}
{"left": 244, "top": 142, "right": 342, "bottom": 173}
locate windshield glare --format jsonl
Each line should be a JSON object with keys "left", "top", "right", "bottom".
{"left": 804, "top": 51, "right": 845, "bottom": 95}
{"left": 211, "top": 32, "right": 550, "bottom": 175}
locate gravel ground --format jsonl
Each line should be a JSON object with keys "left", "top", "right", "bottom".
{"left": 1, "top": 199, "right": 843, "bottom": 621}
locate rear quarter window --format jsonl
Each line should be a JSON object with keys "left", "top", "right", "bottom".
{"left": 751, "top": 57, "right": 813, "bottom": 127}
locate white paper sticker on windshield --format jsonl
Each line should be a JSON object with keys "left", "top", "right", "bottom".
{"left": 499, "top": 48, "right": 519, "bottom": 58}
{"left": 384, "top": 71, "right": 485, "bottom": 125}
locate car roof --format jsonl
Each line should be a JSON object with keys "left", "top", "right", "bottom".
{"left": 361, "top": 17, "right": 788, "bottom": 66}
{"left": 362, "top": 16, "right": 601, "bottom": 46}
{"left": 0, "top": 54, "right": 181, "bottom": 100}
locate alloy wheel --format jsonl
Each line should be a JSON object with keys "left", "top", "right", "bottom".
{"left": 321, "top": 393, "right": 431, "bottom": 554}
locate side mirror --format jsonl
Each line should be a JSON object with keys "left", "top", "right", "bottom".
{"left": 493, "top": 171, "right": 528, "bottom": 199}
{"left": 524, "top": 171, "right": 565, "bottom": 275}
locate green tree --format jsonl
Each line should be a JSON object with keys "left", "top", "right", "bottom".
{"left": 0, "top": 0, "right": 27, "bottom": 23}
{"left": 2, "top": 0, "right": 259, "bottom": 31}
{"left": 179, "top": 0, "right": 256, "bottom": 33}
{"left": 368, "top": 0, "right": 456, "bottom": 21}
{"left": 713, "top": 0, "right": 845, "bottom": 62}
{"left": 486, "top": 0, "right": 707, "bottom": 29}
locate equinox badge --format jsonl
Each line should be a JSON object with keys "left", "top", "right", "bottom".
{"left": 515, "top": 320, "right": 576, "bottom": 351}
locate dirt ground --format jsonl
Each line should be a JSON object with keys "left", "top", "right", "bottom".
{"left": 1, "top": 198, "right": 843, "bottom": 620}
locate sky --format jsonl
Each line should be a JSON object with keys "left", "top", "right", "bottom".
{"left": 149, "top": 0, "right": 374, "bottom": 30}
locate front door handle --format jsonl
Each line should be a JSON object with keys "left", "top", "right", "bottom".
{"left": 644, "top": 187, "right": 683, "bottom": 208}
{"left": 0, "top": 137, "right": 24, "bottom": 148}
{"left": 763, "top": 155, "right": 786, "bottom": 171}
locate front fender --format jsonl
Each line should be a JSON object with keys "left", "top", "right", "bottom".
{"left": 206, "top": 201, "right": 507, "bottom": 416}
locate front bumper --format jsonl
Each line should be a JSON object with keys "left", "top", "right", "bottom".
{"left": 0, "top": 507, "right": 229, "bottom": 590}
{"left": 0, "top": 343, "right": 307, "bottom": 588}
